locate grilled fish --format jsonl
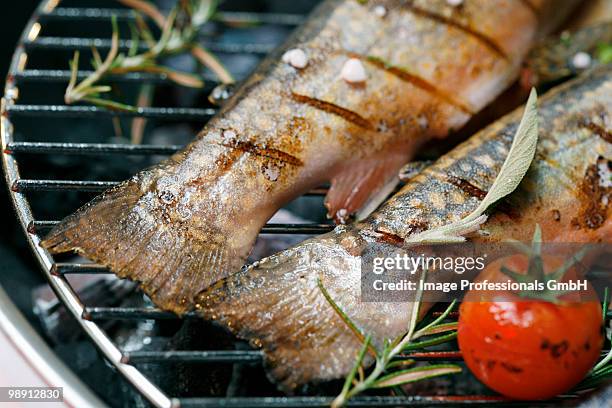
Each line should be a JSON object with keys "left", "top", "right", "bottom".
{"left": 522, "top": 21, "right": 612, "bottom": 89}
{"left": 42, "top": 0, "right": 579, "bottom": 314}
{"left": 196, "top": 67, "right": 612, "bottom": 391}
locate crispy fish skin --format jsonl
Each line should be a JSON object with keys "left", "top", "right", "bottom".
{"left": 42, "top": 0, "right": 577, "bottom": 314}
{"left": 196, "top": 68, "right": 612, "bottom": 391}
{"left": 522, "top": 22, "right": 612, "bottom": 88}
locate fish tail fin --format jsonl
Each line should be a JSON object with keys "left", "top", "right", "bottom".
{"left": 195, "top": 231, "right": 371, "bottom": 391}
{"left": 41, "top": 177, "right": 250, "bottom": 315}
{"left": 325, "top": 149, "right": 411, "bottom": 223}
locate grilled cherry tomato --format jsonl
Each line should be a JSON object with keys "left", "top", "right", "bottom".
{"left": 458, "top": 253, "right": 603, "bottom": 400}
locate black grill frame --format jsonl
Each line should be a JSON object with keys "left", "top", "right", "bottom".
{"left": 1, "top": 1, "right": 607, "bottom": 407}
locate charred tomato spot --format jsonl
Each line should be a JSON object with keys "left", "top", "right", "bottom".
{"left": 550, "top": 340, "right": 569, "bottom": 358}
{"left": 500, "top": 362, "right": 523, "bottom": 373}
{"left": 541, "top": 339, "right": 550, "bottom": 350}
{"left": 584, "top": 340, "right": 591, "bottom": 351}
{"left": 486, "top": 360, "right": 497, "bottom": 370}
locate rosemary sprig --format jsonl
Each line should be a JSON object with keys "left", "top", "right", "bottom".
{"left": 326, "top": 271, "right": 461, "bottom": 408}
{"left": 65, "top": 0, "right": 232, "bottom": 113}
{"left": 404, "top": 88, "right": 539, "bottom": 245}
{"left": 118, "top": 0, "right": 234, "bottom": 84}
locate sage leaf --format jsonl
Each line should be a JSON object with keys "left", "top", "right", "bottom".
{"left": 405, "top": 88, "right": 539, "bottom": 244}
{"left": 464, "top": 88, "right": 539, "bottom": 222}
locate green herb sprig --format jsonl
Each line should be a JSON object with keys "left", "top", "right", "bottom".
{"left": 65, "top": 0, "right": 233, "bottom": 114}
{"left": 320, "top": 272, "right": 460, "bottom": 408}
{"left": 576, "top": 287, "right": 611, "bottom": 390}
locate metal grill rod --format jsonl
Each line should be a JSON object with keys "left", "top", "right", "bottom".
{"left": 7, "top": 141, "right": 183, "bottom": 155}
{"left": 40, "top": 7, "right": 304, "bottom": 26}
{"left": 26, "top": 36, "right": 276, "bottom": 55}
{"left": 176, "top": 396, "right": 556, "bottom": 407}
{"left": 122, "top": 350, "right": 464, "bottom": 365}
{"left": 14, "top": 180, "right": 329, "bottom": 195}
{"left": 13, "top": 69, "right": 221, "bottom": 84}
{"left": 6, "top": 104, "right": 216, "bottom": 119}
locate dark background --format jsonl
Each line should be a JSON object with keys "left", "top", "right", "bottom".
{"left": 1, "top": 3, "right": 38, "bottom": 81}
{"left": 0, "top": 2, "right": 42, "bottom": 315}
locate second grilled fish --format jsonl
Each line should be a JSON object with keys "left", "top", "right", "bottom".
{"left": 42, "top": 0, "right": 577, "bottom": 313}
{"left": 196, "top": 67, "right": 612, "bottom": 391}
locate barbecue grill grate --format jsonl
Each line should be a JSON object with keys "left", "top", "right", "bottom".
{"left": 1, "top": 1, "right": 607, "bottom": 407}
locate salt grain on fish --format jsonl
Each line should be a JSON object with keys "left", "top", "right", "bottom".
{"left": 341, "top": 58, "right": 367, "bottom": 83}
{"left": 282, "top": 48, "right": 308, "bottom": 69}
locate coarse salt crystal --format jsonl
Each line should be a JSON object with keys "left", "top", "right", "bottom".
{"left": 572, "top": 52, "right": 592, "bottom": 69}
{"left": 282, "top": 48, "right": 308, "bottom": 69}
{"left": 446, "top": 0, "right": 463, "bottom": 6}
{"left": 373, "top": 5, "right": 387, "bottom": 17}
{"left": 341, "top": 58, "right": 367, "bottom": 83}
{"left": 222, "top": 129, "right": 236, "bottom": 139}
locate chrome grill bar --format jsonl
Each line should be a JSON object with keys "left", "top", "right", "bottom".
{"left": 5, "top": 104, "right": 217, "bottom": 119}
{"left": 40, "top": 8, "right": 304, "bottom": 26}
{"left": 26, "top": 36, "right": 276, "bottom": 55}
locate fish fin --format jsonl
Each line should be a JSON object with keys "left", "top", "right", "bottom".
{"left": 325, "top": 151, "right": 409, "bottom": 224}
{"left": 195, "top": 236, "right": 368, "bottom": 392}
{"left": 41, "top": 177, "right": 250, "bottom": 315}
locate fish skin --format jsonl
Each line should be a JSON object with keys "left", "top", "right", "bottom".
{"left": 522, "top": 22, "right": 612, "bottom": 89}
{"left": 41, "top": 0, "right": 579, "bottom": 314}
{"left": 196, "top": 67, "right": 612, "bottom": 392}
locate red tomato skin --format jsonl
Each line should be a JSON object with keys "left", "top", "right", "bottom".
{"left": 458, "top": 256, "right": 603, "bottom": 400}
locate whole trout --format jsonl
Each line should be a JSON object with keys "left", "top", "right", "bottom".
{"left": 196, "top": 68, "right": 612, "bottom": 391}
{"left": 42, "top": 0, "right": 578, "bottom": 313}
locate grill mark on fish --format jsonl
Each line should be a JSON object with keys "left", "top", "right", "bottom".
{"left": 447, "top": 174, "right": 488, "bottom": 200}
{"left": 373, "top": 229, "right": 405, "bottom": 246}
{"left": 291, "top": 92, "right": 374, "bottom": 130}
{"left": 405, "top": 4, "right": 509, "bottom": 61}
{"left": 518, "top": 0, "right": 540, "bottom": 19}
{"left": 582, "top": 122, "right": 612, "bottom": 143}
{"left": 361, "top": 55, "right": 475, "bottom": 114}
{"left": 220, "top": 140, "right": 304, "bottom": 167}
